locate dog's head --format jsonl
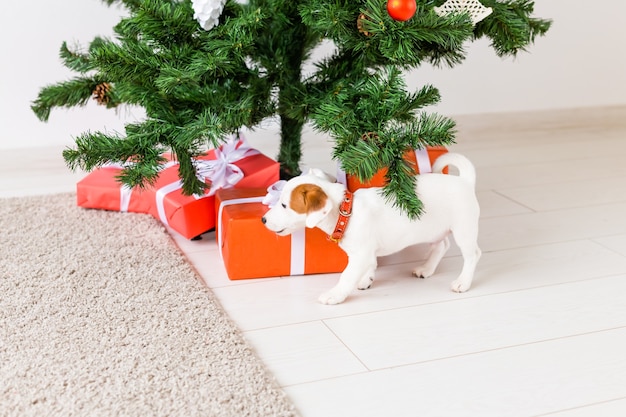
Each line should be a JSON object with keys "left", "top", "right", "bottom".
{"left": 261, "top": 169, "right": 336, "bottom": 236}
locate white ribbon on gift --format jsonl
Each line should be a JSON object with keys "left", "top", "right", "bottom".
{"left": 336, "top": 147, "right": 433, "bottom": 185}
{"left": 259, "top": 179, "right": 305, "bottom": 275}
{"left": 216, "top": 180, "right": 306, "bottom": 277}
{"left": 155, "top": 135, "right": 258, "bottom": 227}
{"left": 289, "top": 229, "right": 306, "bottom": 276}
{"left": 102, "top": 160, "right": 179, "bottom": 213}
{"left": 101, "top": 161, "right": 170, "bottom": 213}
{"left": 119, "top": 185, "right": 133, "bottom": 212}
{"left": 414, "top": 147, "right": 433, "bottom": 173}
{"left": 217, "top": 196, "right": 265, "bottom": 260}
{"left": 194, "top": 137, "right": 260, "bottom": 197}
{"left": 335, "top": 168, "right": 347, "bottom": 187}
{"left": 155, "top": 179, "right": 184, "bottom": 226}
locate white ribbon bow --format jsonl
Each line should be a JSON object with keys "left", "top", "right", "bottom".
{"left": 195, "top": 135, "right": 260, "bottom": 196}
{"left": 262, "top": 180, "right": 287, "bottom": 207}
{"left": 156, "top": 135, "right": 258, "bottom": 228}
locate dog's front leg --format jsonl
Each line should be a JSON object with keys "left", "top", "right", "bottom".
{"left": 319, "top": 255, "right": 376, "bottom": 305}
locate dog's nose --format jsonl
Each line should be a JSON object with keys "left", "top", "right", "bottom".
{"left": 261, "top": 216, "right": 266, "bottom": 224}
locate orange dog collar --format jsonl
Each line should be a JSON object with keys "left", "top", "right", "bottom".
{"left": 329, "top": 190, "right": 353, "bottom": 243}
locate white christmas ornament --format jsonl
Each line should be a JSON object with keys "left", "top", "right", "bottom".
{"left": 434, "top": 0, "right": 493, "bottom": 25}
{"left": 192, "top": 0, "right": 227, "bottom": 31}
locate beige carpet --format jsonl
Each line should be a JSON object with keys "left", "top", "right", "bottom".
{"left": 0, "top": 193, "right": 298, "bottom": 417}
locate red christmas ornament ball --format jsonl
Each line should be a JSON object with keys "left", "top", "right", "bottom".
{"left": 386, "top": 0, "right": 417, "bottom": 21}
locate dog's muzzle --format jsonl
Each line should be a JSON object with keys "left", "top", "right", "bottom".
{"left": 261, "top": 216, "right": 286, "bottom": 234}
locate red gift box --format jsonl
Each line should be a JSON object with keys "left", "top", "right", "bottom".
{"left": 76, "top": 165, "right": 153, "bottom": 214}
{"left": 215, "top": 187, "right": 348, "bottom": 280}
{"left": 76, "top": 137, "right": 279, "bottom": 239}
{"left": 337, "top": 146, "right": 448, "bottom": 191}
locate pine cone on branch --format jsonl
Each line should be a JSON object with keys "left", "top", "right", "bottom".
{"left": 92, "top": 82, "right": 112, "bottom": 106}
{"left": 357, "top": 13, "right": 373, "bottom": 37}
{"left": 360, "top": 131, "right": 380, "bottom": 144}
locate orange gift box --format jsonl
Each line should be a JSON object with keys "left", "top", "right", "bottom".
{"left": 76, "top": 138, "right": 279, "bottom": 239}
{"left": 338, "top": 146, "right": 448, "bottom": 191}
{"left": 216, "top": 188, "right": 348, "bottom": 280}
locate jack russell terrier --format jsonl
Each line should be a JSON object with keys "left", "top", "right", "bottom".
{"left": 261, "top": 152, "right": 481, "bottom": 304}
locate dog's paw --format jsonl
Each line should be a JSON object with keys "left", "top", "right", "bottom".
{"left": 318, "top": 290, "right": 348, "bottom": 305}
{"left": 357, "top": 276, "right": 374, "bottom": 290}
{"left": 412, "top": 266, "right": 434, "bottom": 279}
{"left": 451, "top": 279, "right": 471, "bottom": 293}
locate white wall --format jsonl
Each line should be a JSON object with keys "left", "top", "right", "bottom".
{"left": 0, "top": 1, "right": 139, "bottom": 151}
{"left": 411, "top": 0, "right": 626, "bottom": 115}
{"left": 1, "top": 0, "right": 624, "bottom": 151}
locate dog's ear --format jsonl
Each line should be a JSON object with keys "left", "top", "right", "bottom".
{"left": 290, "top": 184, "right": 333, "bottom": 228}
{"left": 306, "top": 168, "right": 336, "bottom": 183}
{"left": 305, "top": 199, "right": 333, "bottom": 228}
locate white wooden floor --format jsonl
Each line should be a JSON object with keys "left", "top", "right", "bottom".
{"left": 3, "top": 106, "right": 626, "bottom": 417}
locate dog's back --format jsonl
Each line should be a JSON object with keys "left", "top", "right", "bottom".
{"left": 346, "top": 153, "right": 479, "bottom": 256}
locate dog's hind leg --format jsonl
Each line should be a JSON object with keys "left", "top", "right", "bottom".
{"left": 450, "top": 229, "right": 481, "bottom": 293}
{"left": 412, "top": 237, "right": 450, "bottom": 278}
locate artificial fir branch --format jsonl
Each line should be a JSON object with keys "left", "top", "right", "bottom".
{"left": 32, "top": 77, "right": 107, "bottom": 121}
{"left": 34, "top": 0, "right": 551, "bottom": 214}
{"left": 475, "top": 0, "right": 551, "bottom": 56}
{"left": 314, "top": 66, "right": 457, "bottom": 218}
{"left": 59, "top": 42, "right": 93, "bottom": 73}
{"left": 370, "top": 4, "right": 474, "bottom": 67}
{"left": 383, "top": 157, "right": 422, "bottom": 216}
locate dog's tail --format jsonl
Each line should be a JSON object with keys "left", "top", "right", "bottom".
{"left": 431, "top": 153, "right": 476, "bottom": 188}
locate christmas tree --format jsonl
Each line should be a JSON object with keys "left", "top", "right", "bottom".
{"left": 32, "top": 0, "right": 550, "bottom": 217}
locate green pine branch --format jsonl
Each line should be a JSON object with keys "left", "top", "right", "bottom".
{"left": 382, "top": 157, "right": 422, "bottom": 217}
{"left": 31, "top": 77, "right": 105, "bottom": 121}
{"left": 33, "top": 0, "right": 551, "bottom": 209}
{"left": 364, "top": 3, "right": 474, "bottom": 67}
{"left": 311, "top": 66, "right": 456, "bottom": 218}
{"left": 475, "top": 0, "right": 552, "bottom": 56}
{"left": 59, "top": 42, "right": 94, "bottom": 73}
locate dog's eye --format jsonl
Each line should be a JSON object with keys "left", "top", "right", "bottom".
{"left": 281, "top": 203, "right": 286, "bottom": 209}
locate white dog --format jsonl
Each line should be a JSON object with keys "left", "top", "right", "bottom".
{"left": 261, "top": 153, "right": 481, "bottom": 305}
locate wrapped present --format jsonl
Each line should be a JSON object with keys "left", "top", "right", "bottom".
{"left": 215, "top": 186, "right": 348, "bottom": 280}
{"left": 76, "top": 164, "right": 153, "bottom": 214}
{"left": 337, "top": 146, "right": 448, "bottom": 191}
{"left": 76, "top": 136, "right": 280, "bottom": 239}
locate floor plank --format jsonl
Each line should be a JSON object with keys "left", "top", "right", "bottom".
{"left": 284, "top": 328, "right": 626, "bottom": 417}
